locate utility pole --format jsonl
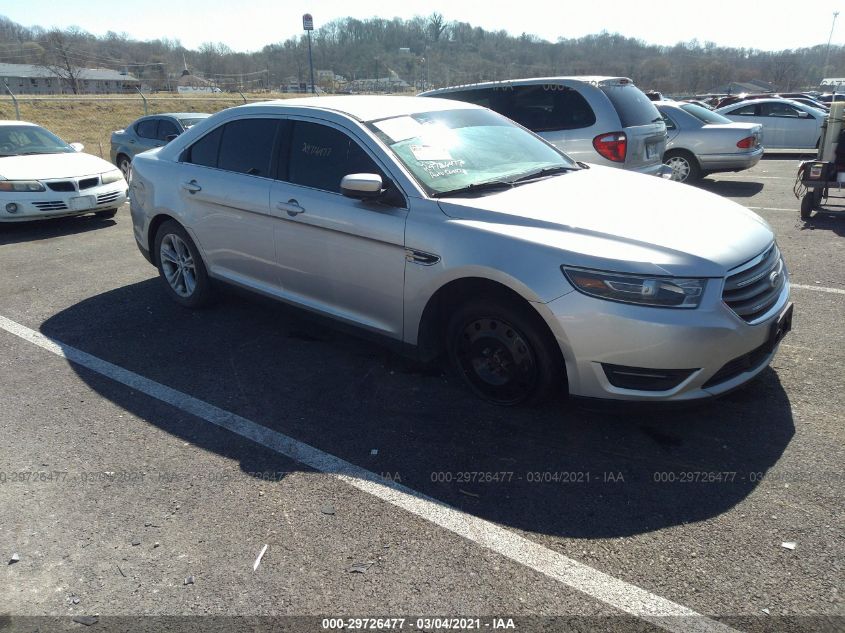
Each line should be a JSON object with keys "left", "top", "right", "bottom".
{"left": 824, "top": 11, "right": 840, "bottom": 79}
{"left": 303, "top": 13, "right": 316, "bottom": 94}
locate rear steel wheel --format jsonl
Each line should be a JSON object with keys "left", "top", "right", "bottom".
{"left": 663, "top": 150, "right": 701, "bottom": 182}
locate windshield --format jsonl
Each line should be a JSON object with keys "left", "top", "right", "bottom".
{"left": 369, "top": 108, "right": 576, "bottom": 196}
{"left": 0, "top": 125, "right": 74, "bottom": 156}
{"left": 679, "top": 103, "right": 733, "bottom": 124}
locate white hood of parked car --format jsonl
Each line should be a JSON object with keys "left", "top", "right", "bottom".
{"left": 437, "top": 165, "right": 774, "bottom": 277}
{"left": 0, "top": 152, "right": 117, "bottom": 181}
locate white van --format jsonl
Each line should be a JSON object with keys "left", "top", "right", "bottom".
{"left": 421, "top": 77, "right": 669, "bottom": 176}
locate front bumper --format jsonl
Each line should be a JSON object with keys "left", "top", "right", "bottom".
{"left": 0, "top": 184, "right": 128, "bottom": 222}
{"left": 537, "top": 275, "right": 791, "bottom": 401}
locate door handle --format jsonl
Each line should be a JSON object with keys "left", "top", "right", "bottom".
{"left": 182, "top": 180, "right": 202, "bottom": 194}
{"left": 276, "top": 199, "right": 305, "bottom": 216}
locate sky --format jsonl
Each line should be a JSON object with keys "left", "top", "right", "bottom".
{"left": 1, "top": 0, "right": 843, "bottom": 53}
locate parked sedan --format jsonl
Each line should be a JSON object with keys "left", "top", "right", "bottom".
{"left": 130, "top": 96, "right": 791, "bottom": 405}
{"left": 657, "top": 101, "right": 763, "bottom": 182}
{"left": 0, "top": 120, "right": 127, "bottom": 222}
{"left": 716, "top": 99, "right": 825, "bottom": 149}
{"left": 110, "top": 113, "right": 210, "bottom": 178}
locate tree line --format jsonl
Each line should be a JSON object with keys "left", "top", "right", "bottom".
{"left": 0, "top": 13, "right": 842, "bottom": 94}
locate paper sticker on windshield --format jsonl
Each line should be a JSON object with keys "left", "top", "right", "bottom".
{"left": 410, "top": 144, "right": 453, "bottom": 161}
{"left": 374, "top": 116, "right": 424, "bottom": 143}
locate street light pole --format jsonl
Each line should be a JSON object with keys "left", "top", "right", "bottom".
{"left": 824, "top": 11, "right": 839, "bottom": 78}
{"left": 303, "top": 13, "right": 316, "bottom": 94}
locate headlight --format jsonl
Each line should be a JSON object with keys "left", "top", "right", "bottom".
{"left": 0, "top": 180, "right": 46, "bottom": 192}
{"left": 101, "top": 170, "right": 124, "bottom": 184}
{"left": 562, "top": 266, "right": 707, "bottom": 308}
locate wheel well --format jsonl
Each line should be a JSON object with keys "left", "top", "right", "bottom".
{"left": 116, "top": 152, "right": 130, "bottom": 163}
{"left": 663, "top": 148, "right": 696, "bottom": 162}
{"left": 416, "top": 277, "right": 562, "bottom": 367}
{"left": 147, "top": 214, "right": 178, "bottom": 265}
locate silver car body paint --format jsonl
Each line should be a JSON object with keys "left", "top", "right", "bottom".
{"left": 130, "top": 96, "right": 789, "bottom": 402}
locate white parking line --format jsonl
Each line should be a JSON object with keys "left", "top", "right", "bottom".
{"left": 747, "top": 206, "right": 797, "bottom": 212}
{"left": 0, "top": 314, "right": 738, "bottom": 633}
{"left": 791, "top": 283, "right": 845, "bottom": 295}
{"left": 714, "top": 175, "right": 791, "bottom": 180}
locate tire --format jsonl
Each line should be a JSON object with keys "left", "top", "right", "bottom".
{"left": 117, "top": 154, "right": 131, "bottom": 181}
{"left": 800, "top": 192, "right": 815, "bottom": 220}
{"left": 153, "top": 220, "right": 213, "bottom": 308}
{"left": 446, "top": 297, "right": 563, "bottom": 406}
{"left": 95, "top": 208, "right": 117, "bottom": 219}
{"left": 663, "top": 150, "right": 701, "bottom": 183}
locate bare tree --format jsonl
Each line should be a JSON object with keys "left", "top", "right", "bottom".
{"left": 427, "top": 13, "right": 448, "bottom": 42}
{"left": 40, "top": 30, "right": 85, "bottom": 94}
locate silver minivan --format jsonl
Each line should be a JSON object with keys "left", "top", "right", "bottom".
{"left": 421, "top": 77, "right": 669, "bottom": 176}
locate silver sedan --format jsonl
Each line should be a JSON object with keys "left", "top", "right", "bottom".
{"left": 657, "top": 102, "right": 763, "bottom": 183}
{"left": 715, "top": 98, "right": 825, "bottom": 149}
{"left": 129, "top": 96, "right": 790, "bottom": 404}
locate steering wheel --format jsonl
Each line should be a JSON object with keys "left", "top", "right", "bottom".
{"left": 0, "top": 142, "right": 15, "bottom": 152}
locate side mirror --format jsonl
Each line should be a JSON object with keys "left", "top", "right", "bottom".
{"left": 165, "top": 134, "right": 178, "bottom": 142}
{"left": 797, "top": 111, "right": 811, "bottom": 119}
{"left": 69, "top": 142, "right": 84, "bottom": 152}
{"left": 341, "top": 173, "right": 383, "bottom": 199}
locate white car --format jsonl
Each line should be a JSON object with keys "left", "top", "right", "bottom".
{"left": 0, "top": 120, "right": 128, "bottom": 223}
{"left": 715, "top": 99, "right": 825, "bottom": 149}
{"left": 130, "top": 96, "right": 791, "bottom": 405}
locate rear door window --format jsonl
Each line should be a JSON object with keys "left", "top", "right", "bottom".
{"left": 729, "top": 103, "right": 760, "bottom": 116}
{"left": 184, "top": 127, "right": 223, "bottom": 168}
{"left": 135, "top": 119, "right": 158, "bottom": 139}
{"left": 217, "top": 119, "right": 279, "bottom": 177}
{"left": 438, "top": 88, "right": 496, "bottom": 108}
{"left": 762, "top": 102, "right": 802, "bottom": 118}
{"left": 502, "top": 85, "right": 596, "bottom": 131}
{"left": 157, "top": 119, "right": 180, "bottom": 141}
{"left": 599, "top": 85, "right": 661, "bottom": 127}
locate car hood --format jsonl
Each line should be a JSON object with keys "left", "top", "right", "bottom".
{"left": 436, "top": 165, "right": 774, "bottom": 277}
{"left": 0, "top": 152, "right": 117, "bottom": 180}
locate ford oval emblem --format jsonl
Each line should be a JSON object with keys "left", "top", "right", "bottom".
{"left": 769, "top": 270, "right": 780, "bottom": 288}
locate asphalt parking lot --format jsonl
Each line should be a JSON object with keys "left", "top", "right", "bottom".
{"left": 1, "top": 155, "right": 843, "bottom": 633}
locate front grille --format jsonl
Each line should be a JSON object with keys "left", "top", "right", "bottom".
{"left": 96, "top": 191, "right": 120, "bottom": 204}
{"left": 47, "top": 181, "right": 75, "bottom": 192}
{"left": 702, "top": 342, "right": 771, "bottom": 388}
{"left": 32, "top": 201, "right": 68, "bottom": 211}
{"left": 722, "top": 244, "right": 785, "bottom": 322}
{"left": 79, "top": 177, "right": 99, "bottom": 190}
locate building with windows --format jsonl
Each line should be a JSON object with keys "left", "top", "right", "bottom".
{"left": 0, "top": 62, "right": 139, "bottom": 95}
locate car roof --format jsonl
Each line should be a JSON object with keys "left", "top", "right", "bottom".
{"left": 719, "top": 98, "right": 809, "bottom": 108}
{"left": 420, "top": 76, "right": 635, "bottom": 95}
{"left": 138, "top": 112, "right": 211, "bottom": 119}
{"left": 239, "top": 95, "right": 480, "bottom": 122}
